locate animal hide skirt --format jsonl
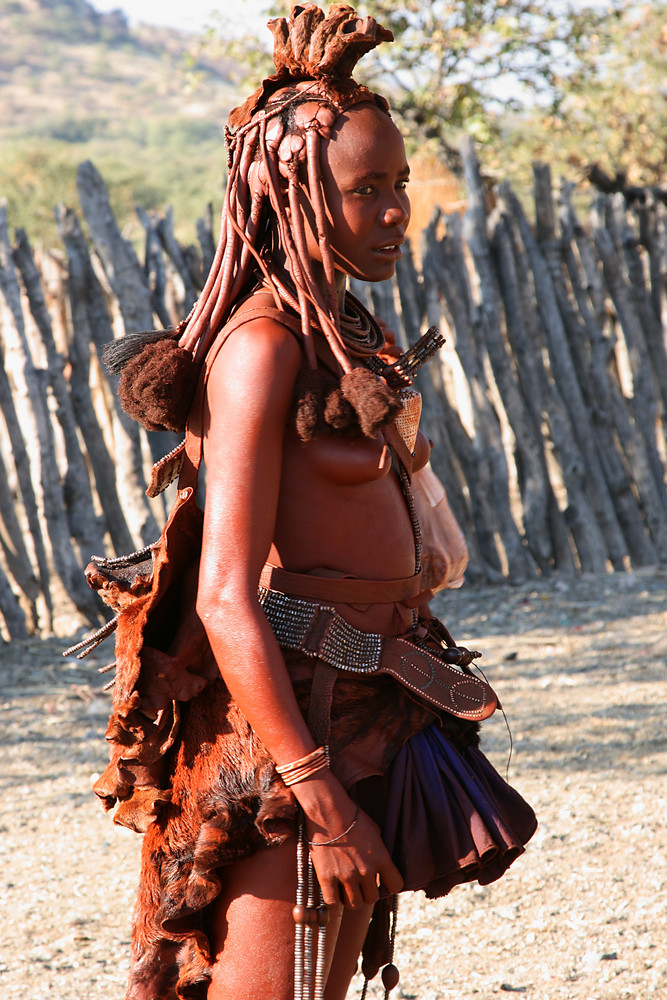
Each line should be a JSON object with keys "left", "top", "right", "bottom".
{"left": 115, "top": 648, "right": 536, "bottom": 1000}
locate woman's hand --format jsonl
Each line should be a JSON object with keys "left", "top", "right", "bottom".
{"left": 293, "top": 770, "right": 403, "bottom": 909}
{"left": 308, "top": 810, "right": 403, "bottom": 909}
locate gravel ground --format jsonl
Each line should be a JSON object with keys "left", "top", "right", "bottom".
{"left": 2, "top": 570, "right": 666, "bottom": 1000}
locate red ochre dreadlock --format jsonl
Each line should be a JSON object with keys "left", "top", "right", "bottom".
{"left": 106, "top": 3, "right": 401, "bottom": 438}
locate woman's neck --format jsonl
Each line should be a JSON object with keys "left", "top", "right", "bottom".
{"left": 311, "top": 259, "right": 348, "bottom": 312}
{"left": 268, "top": 241, "right": 348, "bottom": 314}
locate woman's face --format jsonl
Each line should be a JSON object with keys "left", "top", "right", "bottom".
{"left": 310, "top": 103, "right": 411, "bottom": 283}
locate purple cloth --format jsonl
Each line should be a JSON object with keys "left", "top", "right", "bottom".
{"left": 367, "top": 723, "right": 537, "bottom": 898}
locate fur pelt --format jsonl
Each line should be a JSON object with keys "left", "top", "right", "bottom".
{"left": 122, "top": 653, "right": 446, "bottom": 1000}
{"left": 294, "top": 365, "right": 402, "bottom": 442}
{"left": 340, "top": 368, "right": 402, "bottom": 437}
{"left": 118, "top": 339, "right": 201, "bottom": 433}
{"left": 127, "top": 679, "right": 297, "bottom": 999}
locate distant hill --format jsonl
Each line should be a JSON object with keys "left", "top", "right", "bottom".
{"left": 0, "top": 0, "right": 244, "bottom": 245}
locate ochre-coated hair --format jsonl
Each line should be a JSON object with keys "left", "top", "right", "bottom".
{"left": 109, "top": 4, "right": 397, "bottom": 434}
{"left": 179, "top": 4, "right": 392, "bottom": 368}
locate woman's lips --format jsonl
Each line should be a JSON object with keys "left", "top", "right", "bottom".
{"left": 373, "top": 243, "right": 403, "bottom": 259}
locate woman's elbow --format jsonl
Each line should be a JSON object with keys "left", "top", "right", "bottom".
{"left": 196, "top": 577, "right": 256, "bottom": 630}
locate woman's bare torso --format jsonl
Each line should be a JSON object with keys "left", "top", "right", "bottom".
{"left": 271, "top": 423, "right": 418, "bottom": 583}
{"left": 206, "top": 293, "right": 429, "bottom": 632}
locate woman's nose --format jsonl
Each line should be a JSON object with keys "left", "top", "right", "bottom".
{"left": 382, "top": 203, "right": 409, "bottom": 226}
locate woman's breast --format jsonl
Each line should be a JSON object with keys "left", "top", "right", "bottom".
{"left": 284, "top": 426, "right": 430, "bottom": 487}
{"left": 294, "top": 430, "right": 392, "bottom": 486}
{"left": 273, "top": 427, "right": 418, "bottom": 582}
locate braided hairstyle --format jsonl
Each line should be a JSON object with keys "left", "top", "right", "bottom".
{"left": 107, "top": 3, "right": 401, "bottom": 438}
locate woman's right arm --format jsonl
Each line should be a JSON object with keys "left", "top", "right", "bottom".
{"left": 196, "top": 317, "right": 402, "bottom": 908}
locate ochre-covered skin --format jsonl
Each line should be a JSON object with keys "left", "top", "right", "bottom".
{"left": 194, "top": 186, "right": 412, "bottom": 996}
{"left": 95, "top": 6, "right": 536, "bottom": 999}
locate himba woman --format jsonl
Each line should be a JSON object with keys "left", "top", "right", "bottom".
{"left": 87, "top": 4, "right": 537, "bottom": 998}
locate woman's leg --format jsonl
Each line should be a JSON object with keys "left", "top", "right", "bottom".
{"left": 207, "top": 839, "right": 371, "bottom": 1000}
{"left": 207, "top": 840, "right": 300, "bottom": 1000}
{"left": 323, "top": 906, "right": 374, "bottom": 1000}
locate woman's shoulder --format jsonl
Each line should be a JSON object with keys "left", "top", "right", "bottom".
{"left": 205, "top": 292, "right": 303, "bottom": 406}
{"left": 206, "top": 291, "right": 303, "bottom": 376}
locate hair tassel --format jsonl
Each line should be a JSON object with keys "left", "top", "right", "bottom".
{"left": 102, "top": 327, "right": 181, "bottom": 375}
{"left": 118, "top": 339, "right": 201, "bottom": 433}
{"left": 340, "top": 369, "right": 402, "bottom": 438}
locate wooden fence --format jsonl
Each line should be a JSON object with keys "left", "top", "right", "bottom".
{"left": 1, "top": 138, "right": 666, "bottom": 639}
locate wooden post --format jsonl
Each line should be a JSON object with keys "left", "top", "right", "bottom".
{"left": 55, "top": 205, "right": 148, "bottom": 554}
{"left": 616, "top": 198, "right": 667, "bottom": 420}
{"left": 490, "top": 208, "right": 576, "bottom": 574}
{"left": 77, "top": 160, "right": 154, "bottom": 334}
{"left": 591, "top": 196, "right": 667, "bottom": 505}
{"left": 460, "top": 137, "right": 551, "bottom": 575}
{"left": 0, "top": 206, "right": 101, "bottom": 626}
{"left": 559, "top": 186, "right": 667, "bottom": 565}
{"left": 197, "top": 202, "right": 217, "bottom": 276}
{"left": 539, "top": 182, "right": 655, "bottom": 565}
{"left": 420, "top": 229, "right": 507, "bottom": 580}
{"left": 137, "top": 206, "right": 172, "bottom": 331}
{"left": 636, "top": 194, "right": 664, "bottom": 328}
{"left": 511, "top": 167, "right": 628, "bottom": 569}
{"left": 157, "top": 205, "right": 199, "bottom": 314}
{"left": 0, "top": 439, "right": 37, "bottom": 633}
{"left": 12, "top": 229, "right": 109, "bottom": 562}
{"left": 77, "top": 161, "right": 180, "bottom": 481}
{"left": 394, "top": 241, "right": 486, "bottom": 579}
{"left": 0, "top": 558, "right": 28, "bottom": 640}
{"left": 494, "top": 184, "right": 611, "bottom": 573}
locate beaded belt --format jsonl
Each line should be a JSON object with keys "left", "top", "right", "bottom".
{"left": 258, "top": 587, "right": 497, "bottom": 721}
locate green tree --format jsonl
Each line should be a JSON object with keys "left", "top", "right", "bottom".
{"left": 497, "top": 2, "right": 667, "bottom": 189}
{"left": 199, "top": 2, "right": 625, "bottom": 151}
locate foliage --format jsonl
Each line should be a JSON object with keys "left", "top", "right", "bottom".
{"left": 495, "top": 2, "right": 667, "bottom": 190}
{"left": 0, "top": 134, "right": 224, "bottom": 249}
{"left": 200, "top": 3, "right": 622, "bottom": 149}
{"left": 0, "top": 0, "right": 233, "bottom": 247}
{"left": 3, "top": 0, "right": 665, "bottom": 249}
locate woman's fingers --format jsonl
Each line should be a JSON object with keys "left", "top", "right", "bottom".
{"left": 361, "top": 873, "right": 381, "bottom": 906}
{"left": 311, "top": 853, "right": 397, "bottom": 910}
{"left": 340, "top": 879, "right": 365, "bottom": 910}
{"left": 305, "top": 805, "right": 402, "bottom": 909}
{"left": 311, "top": 855, "right": 364, "bottom": 909}
{"left": 378, "top": 856, "right": 403, "bottom": 896}
{"left": 318, "top": 876, "right": 342, "bottom": 908}
{"left": 333, "top": 872, "right": 379, "bottom": 910}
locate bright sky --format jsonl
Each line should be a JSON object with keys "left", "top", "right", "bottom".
{"left": 91, "top": 0, "right": 610, "bottom": 37}
{"left": 91, "top": 0, "right": 271, "bottom": 35}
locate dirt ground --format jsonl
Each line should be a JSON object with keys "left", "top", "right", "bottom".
{"left": 2, "top": 570, "right": 666, "bottom": 1000}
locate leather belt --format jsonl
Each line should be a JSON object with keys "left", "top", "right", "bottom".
{"left": 258, "top": 587, "right": 497, "bottom": 721}
{"left": 259, "top": 564, "right": 423, "bottom": 605}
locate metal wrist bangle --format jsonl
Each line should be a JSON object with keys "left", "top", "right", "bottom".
{"left": 307, "top": 805, "right": 360, "bottom": 848}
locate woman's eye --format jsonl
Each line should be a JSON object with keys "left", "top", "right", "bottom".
{"left": 396, "top": 179, "right": 409, "bottom": 190}
{"left": 355, "top": 185, "right": 375, "bottom": 195}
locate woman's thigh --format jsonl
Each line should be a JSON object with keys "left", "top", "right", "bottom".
{"left": 207, "top": 840, "right": 373, "bottom": 1000}
{"left": 207, "top": 840, "right": 300, "bottom": 1000}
